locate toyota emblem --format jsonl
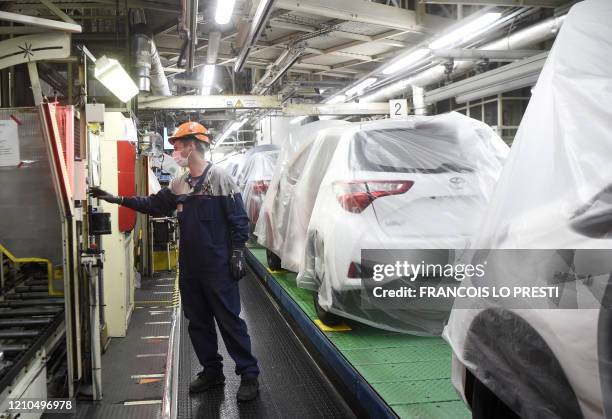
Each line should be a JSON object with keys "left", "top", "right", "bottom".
{"left": 449, "top": 177, "right": 466, "bottom": 189}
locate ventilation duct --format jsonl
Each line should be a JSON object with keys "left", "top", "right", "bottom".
{"left": 131, "top": 23, "right": 171, "bottom": 96}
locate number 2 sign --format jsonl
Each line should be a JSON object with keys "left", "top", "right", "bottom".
{"left": 389, "top": 99, "right": 408, "bottom": 119}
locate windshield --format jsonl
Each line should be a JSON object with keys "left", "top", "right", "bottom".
{"left": 351, "top": 128, "right": 474, "bottom": 173}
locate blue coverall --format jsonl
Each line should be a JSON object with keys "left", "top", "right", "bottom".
{"left": 121, "top": 165, "right": 259, "bottom": 378}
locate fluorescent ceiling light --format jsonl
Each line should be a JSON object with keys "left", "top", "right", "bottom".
{"left": 215, "top": 0, "right": 236, "bottom": 25}
{"left": 325, "top": 95, "right": 346, "bottom": 104}
{"left": 346, "top": 78, "right": 377, "bottom": 97}
{"left": 429, "top": 12, "right": 502, "bottom": 50}
{"left": 202, "top": 64, "right": 215, "bottom": 87}
{"left": 94, "top": 55, "right": 138, "bottom": 103}
{"left": 382, "top": 48, "right": 430, "bottom": 75}
{"left": 290, "top": 116, "right": 307, "bottom": 125}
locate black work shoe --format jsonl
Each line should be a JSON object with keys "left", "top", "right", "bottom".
{"left": 189, "top": 370, "right": 225, "bottom": 393}
{"left": 236, "top": 376, "right": 259, "bottom": 402}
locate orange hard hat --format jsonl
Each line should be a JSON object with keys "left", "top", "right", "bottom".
{"left": 168, "top": 121, "right": 209, "bottom": 144}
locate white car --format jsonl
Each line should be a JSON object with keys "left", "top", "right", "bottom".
{"left": 254, "top": 120, "right": 349, "bottom": 271}
{"left": 217, "top": 152, "right": 245, "bottom": 183}
{"left": 297, "top": 113, "right": 508, "bottom": 334}
{"left": 236, "top": 145, "right": 279, "bottom": 230}
{"left": 443, "top": 2, "right": 612, "bottom": 418}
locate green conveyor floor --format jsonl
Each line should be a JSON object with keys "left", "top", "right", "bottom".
{"left": 249, "top": 246, "right": 470, "bottom": 419}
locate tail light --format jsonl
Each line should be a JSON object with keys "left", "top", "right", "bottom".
{"left": 347, "top": 262, "right": 363, "bottom": 278}
{"left": 251, "top": 180, "right": 269, "bottom": 194}
{"left": 333, "top": 180, "right": 414, "bottom": 213}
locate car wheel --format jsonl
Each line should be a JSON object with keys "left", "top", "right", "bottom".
{"left": 471, "top": 376, "right": 521, "bottom": 419}
{"left": 266, "top": 249, "right": 282, "bottom": 271}
{"left": 313, "top": 292, "right": 343, "bottom": 326}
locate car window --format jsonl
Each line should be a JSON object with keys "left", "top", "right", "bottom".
{"left": 351, "top": 128, "right": 474, "bottom": 173}
{"left": 286, "top": 144, "right": 313, "bottom": 185}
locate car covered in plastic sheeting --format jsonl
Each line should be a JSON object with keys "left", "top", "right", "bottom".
{"left": 236, "top": 144, "right": 280, "bottom": 229}
{"left": 296, "top": 112, "right": 508, "bottom": 335}
{"left": 443, "top": 1, "right": 612, "bottom": 418}
{"left": 217, "top": 152, "right": 246, "bottom": 183}
{"left": 254, "top": 120, "right": 350, "bottom": 271}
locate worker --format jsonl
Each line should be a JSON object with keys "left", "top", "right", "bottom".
{"left": 89, "top": 121, "right": 260, "bottom": 402}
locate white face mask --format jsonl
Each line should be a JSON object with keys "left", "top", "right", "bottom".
{"left": 172, "top": 150, "right": 192, "bottom": 167}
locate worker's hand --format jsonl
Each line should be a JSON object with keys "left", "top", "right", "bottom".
{"left": 89, "top": 187, "right": 122, "bottom": 204}
{"left": 230, "top": 247, "right": 247, "bottom": 280}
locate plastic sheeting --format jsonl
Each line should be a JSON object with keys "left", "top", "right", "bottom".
{"left": 254, "top": 120, "right": 350, "bottom": 271}
{"left": 237, "top": 145, "right": 280, "bottom": 228}
{"left": 443, "top": 1, "right": 612, "bottom": 418}
{"left": 296, "top": 113, "right": 508, "bottom": 335}
{"left": 218, "top": 153, "right": 246, "bottom": 182}
{"left": 148, "top": 167, "right": 162, "bottom": 194}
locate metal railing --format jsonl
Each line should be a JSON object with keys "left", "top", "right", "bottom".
{"left": 161, "top": 272, "right": 181, "bottom": 419}
{"left": 0, "top": 243, "right": 62, "bottom": 297}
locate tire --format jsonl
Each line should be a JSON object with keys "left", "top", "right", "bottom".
{"left": 471, "top": 376, "right": 521, "bottom": 419}
{"left": 266, "top": 249, "right": 282, "bottom": 271}
{"left": 313, "top": 292, "right": 343, "bottom": 326}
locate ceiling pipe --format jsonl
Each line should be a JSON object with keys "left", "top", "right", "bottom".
{"left": 132, "top": 23, "right": 171, "bottom": 96}
{"left": 234, "top": 0, "right": 276, "bottom": 73}
{"left": 177, "top": 0, "right": 190, "bottom": 68}
{"left": 430, "top": 48, "right": 540, "bottom": 61}
{"left": 186, "top": 0, "right": 198, "bottom": 71}
{"left": 362, "top": 13, "right": 567, "bottom": 103}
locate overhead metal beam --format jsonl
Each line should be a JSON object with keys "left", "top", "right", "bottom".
{"left": 0, "top": 11, "right": 81, "bottom": 33}
{"left": 275, "top": 0, "right": 452, "bottom": 33}
{"left": 326, "top": 31, "right": 372, "bottom": 43}
{"left": 293, "top": 62, "right": 362, "bottom": 74}
{"left": 39, "top": 0, "right": 78, "bottom": 25}
{"left": 137, "top": 95, "right": 282, "bottom": 110}
{"left": 431, "top": 48, "right": 541, "bottom": 61}
{"left": 301, "top": 30, "right": 414, "bottom": 62}
{"left": 420, "top": 0, "right": 564, "bottom": 6}
{"left": 304, "top": 47, "right": 378, "bottom": 62}
{"left": 234, "top": 0, "right": 276, "bottom": 73}
{"left": 268, "top": 20, "right": 313, "bottom": 32}
{"left": 10, "top": 0, "right": 178, "bottom": 13}
{"left": 94, "top": 0, "right": 180, "bottom": 13}
{"left": 424, "top": 51, "right": 549, "bottom": 104}
{"left": 268, "top": 19, "right": 411, "bottom": 49}
{"left": 282, "top": 102, "right": 390, "bottom": 116}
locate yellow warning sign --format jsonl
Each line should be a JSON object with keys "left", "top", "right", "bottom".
{"left": 235, "top": 99, "right": 243, "bottom": 108}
